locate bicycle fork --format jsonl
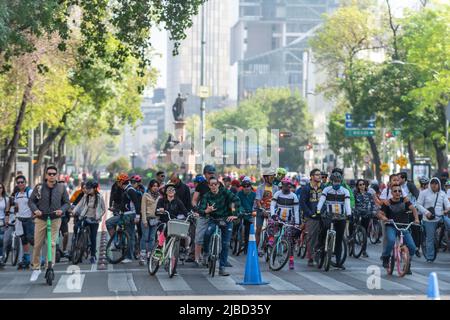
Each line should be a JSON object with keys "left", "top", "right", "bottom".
{"left": 325, "top": 224, "right": 336, "bottom": 253}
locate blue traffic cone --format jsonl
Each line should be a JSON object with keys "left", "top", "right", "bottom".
{"left": 238, "top": 223, "right": 268, "bottom": 285}
{"left": 427, "top": 272, "right": 440, "bottom": 300}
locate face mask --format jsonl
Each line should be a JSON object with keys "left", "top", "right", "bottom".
{"left": 332, "top": 184, "right": 340, "bottom": 191}
{"left": 282, "top": 187, "right": 290, "bottom": 194}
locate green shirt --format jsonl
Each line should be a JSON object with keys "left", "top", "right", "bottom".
{"left": 198, "top": 187, "right": 241, "bottom": 219}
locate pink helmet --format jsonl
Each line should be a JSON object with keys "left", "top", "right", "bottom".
{"left": 281, "top": 177, "right": 292, "bottom": 185}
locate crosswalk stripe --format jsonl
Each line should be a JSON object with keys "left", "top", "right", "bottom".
{"left": 406, "top": 273, "right": 450, "bottom": 291}
{"left": 155, "top": 272, "right": 192, "bottom": 291}
{"left": 345, "top": 271, "right": 413, "bottom": 291}
{"left": 53, "top": 274, "right": 86, "bottom": 293}
{"left": 262, "top": 272, "right": 303, "bottom": 291}
{"left": 297, "top": 272, "right": 358, "bottom": 291}
{"left": 206, "top": 273, "right": 245, "bottom": 291}
{"left": 0, "top": 276, "right": 32, "bottom": 294}
{"left": 108, "top": 273, "right": 137, "bottom": 292}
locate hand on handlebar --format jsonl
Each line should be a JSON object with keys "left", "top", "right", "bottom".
{"left": 227, "top": 216, "right": 238, "bottom": 222}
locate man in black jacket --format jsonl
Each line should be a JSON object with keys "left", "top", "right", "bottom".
{"left": 169, "top": 172, "right": 192, "bottom": 212}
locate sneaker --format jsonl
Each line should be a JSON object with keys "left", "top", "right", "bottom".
{"left": 192, "top": 261, "right": 202, "bottom": 268}
{"left": 258, "top": 251, "right": 264, "bottom": 257}
{"left": 415, "top": 249, "right": 421, "bottom": 258}
{"left": 307, "top": 259, "right": 314, "bottom": 267}
{"left": 90, "top": 256, "right": 96, "bottom": 264}
{"left": 218, "top": 269, "right": 230, "bottom": 276}
{"left": 63, "top": 251, "right": 70, "bottom": 259}
{"left": 289, "top": 256, "right": 294, "bottom": 270}
{"left": 405, "top": 264, "right": 412, "bottom": 275}
{"left": 382, "top": 256, "right": 390, "bottom": 268}
{"left": 30, "top": 269, "right": 41, "bottom": 282}
{"left": 338, "top": 265, "right": 346, "bottom": 271}
{"left": 426, "top": 259, "right": 433, "bottom": 263}
{"left": 362, "top": 252, "right": 369, "bottom": 258}
{"left": 224, "top": 261, "right": 233, "bottom": 268}
{"left": 121, "top": 259, "right": 132, "bottom": 264}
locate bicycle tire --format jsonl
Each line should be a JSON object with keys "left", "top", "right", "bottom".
{"left": 371, "top": 220, "right": 382, "bottom": 244}
{"left": 11, "top": 236, "right": 20, "bottom": 266}
{"left": 106, "top": 230, "right": 129, "bottom": 264}
{"left": 72, "top": 233, "right": 85, "bottom": 265}
{"left": 331, "top": 237, "right": 348, "bottom": 267}
{"left": 386, "top": 253, "right": 395, "bottom": 275}
{"left": 324, "top": 233, "right": 334, "bottom": 272}
{"left": 148, "top": 246, "right": 161, "bottom": 275}
{"left": 269, "top": 239, "right": 289, "bottom": 271}
{"left": 210, "top": 234, "right": 221, "bottom": 277}
{"left": 168, "top": 239, "right": 179, "bottom": 278}
{"left": 314, "top": 247, "right": 324, "bottom": 269}
{"left": 300, "top": 233, "right": 308, "bottom": 259}
{"left": 352, "top": 226, "right": 367, "bottom": 259}
{"left": 397, "top": 245, "right": 410, "bottom": 277}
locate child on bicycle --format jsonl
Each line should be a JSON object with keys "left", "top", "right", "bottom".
{"left": 270, "top": 177, "right": 300, "bottom": 270}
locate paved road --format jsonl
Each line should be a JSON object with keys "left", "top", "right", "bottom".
{"left": 1, "top": 237, "right": 450, "bottom": 299}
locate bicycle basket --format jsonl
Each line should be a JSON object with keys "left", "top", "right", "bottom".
{"left": 167, "top": 220, "right": 190, "bottom": 238}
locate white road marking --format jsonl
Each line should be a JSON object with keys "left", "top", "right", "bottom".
{"left": 206, "top": 273, "right": 245, "bottom": 291}
{"left": 297, "top": 272, "right": 358, "bottom": 291}
{"left": 0, "top": 276, "right": 32, "bottom": 294}
{"left": 53, "top": 274, "right": 86, "bottom": 293}
{"left": 345, "top": 271, "right": 413, "bottom": 291}
{"left": 108, "top": 273, "right": 137, "bottom": 292}
{"left": 155, "top": 272, "right": 192, "bottom": 291}
{"left": 262, "top": 272, "right": 303, "bottom": 291}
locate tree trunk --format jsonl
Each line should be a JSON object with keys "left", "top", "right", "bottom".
{"left": 1, "top": 72, "right": 36, "bottom": 188}
{"left": 407, "top": 139, "right": 415, "bottom": 165}
{"left": 34, "top": 128, "right": 63, "bottom": 178}
{"left": 367, "top": 136, "right": 381, "bottom": 182}
{"left": 56, "top": 133, "right": 67, "bottom": 173}
{"left": 433, "top": 139, "right": 447, "bottom": 173}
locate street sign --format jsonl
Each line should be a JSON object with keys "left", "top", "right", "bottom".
{"left": 380, "top": 162, "right": 389, "bottom": 173}
{"left": 446, "top": 101, "right": 450, "bottom": 121}
{"left": 396, "top": 155, "right": 408, "bottom": 168}
{"left": 345, "top": 129, "right": 375, "bottom": 137}
{"left": 18, "top": 147, "right": 28, "bottom": 154}
{"left": 198, "top": 86, "right": 210, "bottom": 98}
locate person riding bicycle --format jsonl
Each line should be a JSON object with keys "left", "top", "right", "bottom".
{"left": 255, "top": 168, "right": 279, "bottom": 254}
{"left": 416, "top": 177, "right": 450, "bottom": 262}
{"left": 199, "top": 176, "right": 240, "bottom": 276}
{"left": 270, "top": 177, "right": 300, "bottom": 270}
{"left": 110, "top": 175, "right": 124, "bottom": 213}
{"left": 377, "top": 184, "right": 419, "bottom": 274}
{"left": 316, "top": 172, "right": 351, "bottom": 270}
{"left": 353, "top": 179, "right": 376, "bottom": 258}
{"left": 300, "top": 168, "right": 325, "bottom": 267}
{"left": 106, "top": 173, "right": 141, "bottom": 263}
{"left": 419, "top": 176, "right": 430, "bottom": 191}
{"left": 273, "top": 167, "right": 287, "bottom": 189}
{"left": 327, "top": 168, "right": 355, "bottom": 210}
{"left": 130, "top": 175, "right": 146, "bottom": 264}
{"left": 28, "top": 165, "right": 70, "bottom": 282}
{"left": 236, "top": 180, "right": 256, "bottom": 254}
{"left": 72, "top": 180, "right": 106, "bottom": 264}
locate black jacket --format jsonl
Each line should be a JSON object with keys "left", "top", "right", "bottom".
{"left": 110, "top": 182, "right": 123, "bottom": 210}
{"left": 173, "top": 181, "right": 192, "bottom": 212}
{"left": 156, "top": 198, "right": 188, "bottom": 223}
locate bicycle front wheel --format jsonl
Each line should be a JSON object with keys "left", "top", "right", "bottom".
{"left": 106, "top": 230, "right": 129, "bottom": 264}
{"left": 148, "top": 246, "right": 161, "bottom": 275}
{"left": 324, "top": 233, "right": 335, "bottom": 272}
{"left": 351, "top": 226, "right": 367, "bottom": 259}
{"left": 269, "top": 239, "right": 289, "bottom": 271}
{"left": 168, "top": 239, "right": 179, "bottom": 278}
{"left": 331, "top": 237, "right": 348, "bottom": 267}
{"left": 369, "top": 220, "right": 382, "bottom": 244}
{"left": 72, "top": 234, "right": 85, "bottom": 265}
{"left": 397, "top": 245, "right": 410, "bottom": 277}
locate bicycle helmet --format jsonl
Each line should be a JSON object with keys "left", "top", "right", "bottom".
{"left": 130, "top": 175, "right": 142, "bottom": 183}
{"left": 418, "top": 176, "right": 429, "bottom": 185}
{"left": 262, "top": 168, "right": 276, "bottom": 176}
{"left": 241, "top": 180, "right": 252, "bottom": 188}
{"left": 85, "top": 180, "right": 99, "bottom": 190}
{"left": 276, "top": 167, "right": 287, "bottom": 176}
{"left": 242, "top": 176, "right": 251, "bottom": 183}
{"left": 281, "top": 177, "right": 292, "bottom": 185}
{"left": 331, "top": 167, "right": 344, "bottom": 176}
{"left": 116, "top": 173, "right": 129, "bottom": 183}
{"left": 321, "top": 171, "right": 328, "bottom": 177}
{"left": 203, "top": 165, "right": 216, "bottom": 174}
{"left": 330, "top": 172, "right": 343, "bottom": 183}
{"left": 193, "top": 174, "right": 206, "bottom": 183}
{"left": 231, "top": 179, "right": 241, "bottom": 188}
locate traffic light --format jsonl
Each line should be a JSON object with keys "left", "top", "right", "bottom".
{"left": 279, "top": 131, "right": 292, "bottom": 138}
{"left": 385, "top": 131, "right": 393, "bottom": 139}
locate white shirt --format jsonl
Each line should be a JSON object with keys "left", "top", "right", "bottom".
{"left": 0, "top": 197, "right": 8, "bottom": 220}
{"left": 15, "top": 189, "right": 33, "bottom": 218}
{"left": 380, "top": 184, "right": 409, "bottom": 200}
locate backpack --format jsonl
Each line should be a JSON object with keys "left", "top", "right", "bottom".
{"left": 14, "top": 186, "right": 33, "bottom": 200}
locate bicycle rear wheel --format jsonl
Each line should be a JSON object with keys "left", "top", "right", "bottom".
{"left": 369, "top": 219, "right": 382, "bottom": 244}
{"left": 168, "top": 239, "right": 179, "bottom": 278}
{"left": 397, "top": 245, "right": 410, "bottom": 277}
{"left": 148, "top": 246, "right": 161, "bottom": 275}
{"left": 331, "top": 237, "right": 347, "bottom": 267}
{"left": 269, "top": 239, "right": 289, "bottom": 271}
{"left": 386, "top": 253, "right": 395, "bottom": 275}
{"left": 323, "top": 233, "right": 335, "bottom": 272}
{"left": 106, "top": 230, "right": 129, "bottom": 264}
{"left": 72, "top": 233, "right": 85, "bottom": 265}
{"left": 351, "top": 226, "right": 367, "bottom": 259}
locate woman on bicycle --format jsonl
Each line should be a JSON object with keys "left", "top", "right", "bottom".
{"left": 141, "top": 180, "right": 161, "bottom": 262}
{"left": 73, "top": 180, "right": 106, "bottom": 264}
{"left": 353, "top": 179, "right": 375, "bottom": 257}
{"left": 270, "top": 177, "right": 300, "bottom": 270}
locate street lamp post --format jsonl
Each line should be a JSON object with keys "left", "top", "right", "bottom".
{"left": 200, "top": 4, "right": 206, "bottom": 169}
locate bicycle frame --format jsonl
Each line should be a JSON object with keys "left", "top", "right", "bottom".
{"left": 386, "top": 220, "right": 415, "bottom": 275}
{"left": 325, "top": 222, "right": 337, "bottom": 255}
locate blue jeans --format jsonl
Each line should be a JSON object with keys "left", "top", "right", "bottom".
{"left": 106, "top": 214, "right": 135, "bottom": 260}
{"left": 382, "top": 225, "right": 416, "bottom": 257}
{"left": 140, "top": 220, "right": 150, "bottom": 253}
{"left": 423, "top": 216, "right": 450, "bottom": 260}
{"left": 148, "top": 224, "right": 158, "bottom": 252}
{"left": 203, "top": 220, "right": 233, "bottom": 269}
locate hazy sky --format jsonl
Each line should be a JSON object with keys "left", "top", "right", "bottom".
{"left": 149, "top": 0, "right": 421, "bottom": 90}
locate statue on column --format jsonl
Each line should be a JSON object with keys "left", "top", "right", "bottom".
{"left": 172, "top": 93, "right": 186, "bottom": 121}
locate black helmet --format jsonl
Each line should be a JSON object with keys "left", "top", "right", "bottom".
{"left": 418, "top": 176, "right": 429, "bottom": 185}
{"left": 203, "top": 165, "right": 216, "bottom": 174}
{"left": 331, "top": 167, "right": 344, "bottom": 176}
{"left": 330, "top": 172, "right": 342, "bottom": 183}
{"left": 321, "top": 171, "right": 328, "bottom": 177}
{"left": 85, "top": 180, "right": 98, "bottom": 190}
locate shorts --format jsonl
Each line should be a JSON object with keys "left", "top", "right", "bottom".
{"left": 60, "top": 216, "right": 69, "bottom": 234}
{"left": 18, "top": 218, "right": 34, "bottom": 245}
{"left": 194, "top": 216, "right": 209, "bottom": 245}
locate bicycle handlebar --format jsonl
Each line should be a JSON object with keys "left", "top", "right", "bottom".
{"left": 274, "top": 219, "right": 301, "bottom": 230}
{"left": 385, "top": 220, "right": 419, "bottom": 231}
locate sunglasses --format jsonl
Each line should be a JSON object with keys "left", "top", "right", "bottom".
{"left": 209, "top": 183, "right": 219, "bottom": 187}
{"left": 358, "top": 183, "right": 365, "bottom": 186}
{"left": 159, "top": 175, "right": 165, "bottom": 178}
{"left": 392, "top": 189, "right": 402, "bottom": 193}
{"left": 17, "top": 181, "right": 25, "bottom": 184}
{"left": 47, "top": 172, "right": 57, "bottom": 176}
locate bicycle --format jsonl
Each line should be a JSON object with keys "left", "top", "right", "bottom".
{"left": 230, "top": 211, "right": 254, "bottom": 256}
{"left": 421, "top": 216, "right": 448, "bottom": 261}
{"left": 71, "top": 216, "right": 92, "bottom": 264}
{"left": 148, "top": 211, "right": 193, "bottom": 278}
{"left": 318, "top": 217, "right": 348, "bottom": 272}
{"left": 348, "top": 214, "right": 368, "bottom": 259}
{"left": 106, "top": 212, "right": 131, "bottom": 264}
{"left": 295, "top": 223, "right": 308, "bottom": 259}
{"left": 268, "top": 220, "right": 300, "bottom": 271}
{"left": 258, "top": 209, "right": 272, "bottom": 262}
{"left": 385, "top": 220, "right": 417, "bottom": 277}
{"left": 368, "top": 214, "right": 382, "bottom": 244}
{"left": 207, "top": 217, "right": 228, "bottom": 277}
{"left": 3, "top": 215, "right": 22, "bottom": 266}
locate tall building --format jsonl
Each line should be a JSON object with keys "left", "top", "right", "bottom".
{"left": 165, "top": 0, "right": 236, "bottom": 133}
{"left": 231, "top": 0, "right": 339, "bottom": 100}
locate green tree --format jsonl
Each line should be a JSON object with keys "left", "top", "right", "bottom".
{"left": 106, "top": 157, "right": 130, "bottom": 174}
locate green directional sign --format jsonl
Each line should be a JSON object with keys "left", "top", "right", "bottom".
{"left": 392, "top": 129, "right": 401, "bottom": 136}
{"left": 345, "top": 129, "right": 375, "bottom": 137}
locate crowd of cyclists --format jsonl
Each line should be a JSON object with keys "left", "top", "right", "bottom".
{"left": 0, "top": 163, "right": 449, "bottom": 281}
